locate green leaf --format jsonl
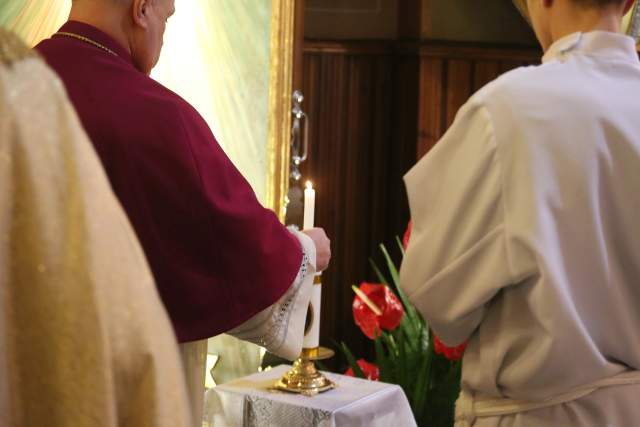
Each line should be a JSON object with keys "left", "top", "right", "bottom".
{"left": 369, "top": 258, "right": 389, "bottom": 285}
{"left": 397, "top": 317, "right": 416, "bottom": 353}
{"left": 339, "top": 342, "right": 366, "bottom": 379}
{"left": 396, "top": 300, "right": 427, "bottom": 354}
{"left": 395, "top": 236, "right": 406, "bottom": 257}
{"left": 381, "top": 330, "right": 399, "bottom": 358}
{"left": 379, "top": 244, "right": 401, "bottom": 288}
{"left": 374, "top": 336, "right": 392, "bottom": 383}
{"left": 379, "top": 243, "right": 426, "bottom": 344}
{"left": 379, "top": 244, "right": 416, "bottom": 322}
{"left": 411, "top": 350, "right": 431, "bottom": 417}
{"left": 397, "top": 328, "right": 408, "bottom": 390}
{"left": 426, "top": 331, "right": 436, "bottom": 391}
{"left": 415, "top": 345, "right": 436, "bottom": 424}
{"left": 421, "top": 319, "right": 430, "bottom": 345}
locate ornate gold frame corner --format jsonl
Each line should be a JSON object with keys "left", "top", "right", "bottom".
{"left": 266, "top": 0, "right": 296, "bottom": 221}
{"left": 626, "top": 1, "right": 640, "bottom": 49}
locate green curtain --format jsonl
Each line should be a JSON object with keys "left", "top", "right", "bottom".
{"left": 0, "top": 0, "right": 70, "bottom": 46}
{"left": 151, "top": 0, "right": 272, "bottom": 203}
{"left": 0, "top": 1, "right": 23, "bottom": 26}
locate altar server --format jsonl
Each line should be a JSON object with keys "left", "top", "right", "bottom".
{"left": 0, "top": 28, "right": 190, "bottom": 427}
{"left": 401, "top": 0, "right": 640, "bottom": 425}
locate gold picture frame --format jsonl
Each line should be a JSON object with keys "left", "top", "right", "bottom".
{"left": 624, "top": 0, "right": 640, "bottom": 43}
{"left": 266, "top": 0, "right": 296, "bottom": 221}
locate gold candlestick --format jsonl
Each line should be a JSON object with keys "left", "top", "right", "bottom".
{"left": 273, "top": 346, "right": 336, "bottom": 396}
{"left": 274, "top": 274, "right": 335, "bottom": 395}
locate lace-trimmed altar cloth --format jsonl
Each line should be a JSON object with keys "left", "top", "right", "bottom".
{"left": 204, "top": 364, "right": 417, "bottom": 427}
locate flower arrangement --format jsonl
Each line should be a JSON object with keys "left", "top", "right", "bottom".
{"left": 339, "top": 223, "right": 465, "bottom": 426}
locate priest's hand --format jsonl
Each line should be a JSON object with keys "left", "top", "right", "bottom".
{"left": 302, "top": 228, "right": 331, "bottom": 272}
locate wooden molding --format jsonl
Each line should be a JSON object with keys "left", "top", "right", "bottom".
{"left": 303, "top": 39, "right": 395, "bottom": 55}
{"left": 304, "top": 38, "right": 541, "bottom": 62}
{"left": 418, "top": 41, "right": 540, "bottom": 62}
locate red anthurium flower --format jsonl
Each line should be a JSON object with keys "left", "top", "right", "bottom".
{"left": 403, "top": 220, "right": 412, "bottom": 249}
{"left": 345, "top": 359, "right": 380, "bottom": 381}
{"left": 353, "top": 283, "right": 404, "bottom": 339}
{"left": 433, "top": 334, "right": 467, "bottom": 361}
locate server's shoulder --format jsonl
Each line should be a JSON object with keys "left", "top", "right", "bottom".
{"left": 470, "top": 62, "right": 560, "bottom": 108}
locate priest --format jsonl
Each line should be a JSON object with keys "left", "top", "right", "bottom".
{"left": 36, "top": 0, "right": 330, "bottom": 421}
{"left": 0, "top": 28, "right": 190, "bottom": 427}
{"left": 401, "top": 0, "right": 640, "bottom": 425}
{"left": 36, "top": 0, "right": 330, "bottom": 356}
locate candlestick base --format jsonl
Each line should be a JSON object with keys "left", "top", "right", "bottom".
{"left": 273, "top": 347, "right": 336, "bottom": 396}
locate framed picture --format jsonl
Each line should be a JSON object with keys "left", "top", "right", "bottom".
{"left": 625, "top": 0, "right": 640, "bottom": 42}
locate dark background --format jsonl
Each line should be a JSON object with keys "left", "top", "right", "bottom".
{"left": 286, "top": 0, "right": 540, "bottom": 368}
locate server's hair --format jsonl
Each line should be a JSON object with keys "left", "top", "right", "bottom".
{"left": 572, "top": 0, "right": 627, "bottom": 7}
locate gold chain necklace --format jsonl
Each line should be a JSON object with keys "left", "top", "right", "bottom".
{"left": 56, "top": 32, "right": 118, "bottom": 57}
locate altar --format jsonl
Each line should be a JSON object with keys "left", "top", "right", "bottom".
{"left": 204, "top": 365, "right": 417, "bottom": 427}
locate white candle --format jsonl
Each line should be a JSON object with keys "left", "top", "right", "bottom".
{"left": 302, "top": 180, "right": 320, "bottom": 350}
{"left": 303, "top": 181, "right": 315, "bottom": 229}
{"left": 303, "top": 279, "right": 322, "bottom": 349}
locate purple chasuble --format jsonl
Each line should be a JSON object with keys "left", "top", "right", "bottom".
{"left": 36, "top": 21, "right": 303, "bottom": 342}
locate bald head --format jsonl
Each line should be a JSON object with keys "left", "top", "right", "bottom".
{"left": 69, "top": 0, "right": 175, "bottom": 74}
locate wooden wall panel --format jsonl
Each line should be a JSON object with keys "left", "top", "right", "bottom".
{"left": 445, "top": 59, "right": 473, "bottom": 127}
{"left": 300, "top": 40, "right": 539, "bottom": 365}
{"left": 417, "top": 58, "right": 443, "bottom": 157}
{"left": 417, "top": 44, "right": 539, "bottom": 157}
{"left": 473, "top": 61, "right": 501, "bottom": 92}
{"left": 300, "top": 45, "right": 394, "bottom": 359}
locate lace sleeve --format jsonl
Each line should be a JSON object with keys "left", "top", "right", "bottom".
{"left": 228, "top": 231, "right": 317, "bottom": 360}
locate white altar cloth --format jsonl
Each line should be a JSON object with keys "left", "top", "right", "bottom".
{"left": 203, "top": 364, "right": 417, "bottom": 427}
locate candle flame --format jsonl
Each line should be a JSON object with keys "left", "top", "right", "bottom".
{"left": 306, "top": 181, "right": 313, "bottom": 190}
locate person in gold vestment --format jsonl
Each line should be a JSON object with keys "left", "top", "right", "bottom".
{"left": 0, "top": 29, "right": 190, "bottom": 427}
